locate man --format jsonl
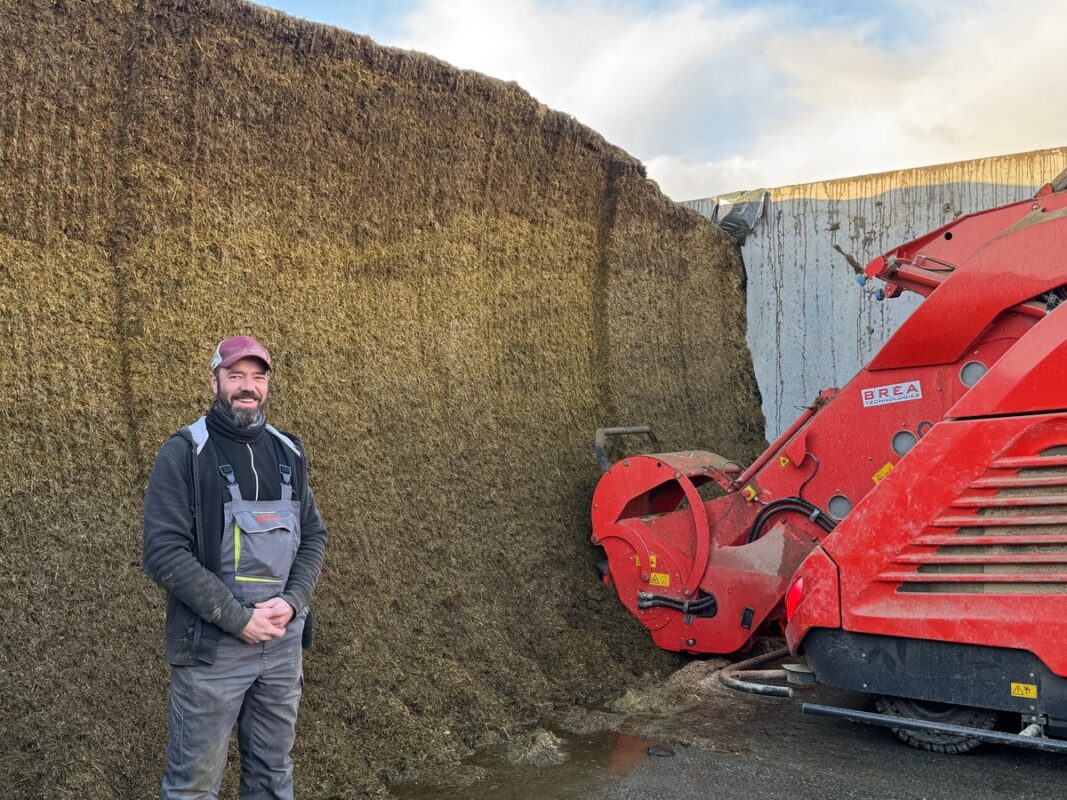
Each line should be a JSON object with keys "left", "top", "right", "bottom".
{"left": 143, "top": 335, "right": 328, "bottom": 799}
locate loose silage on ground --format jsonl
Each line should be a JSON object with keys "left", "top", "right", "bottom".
{"left": 0, "top": 1, "right": 766, "bottom": 796}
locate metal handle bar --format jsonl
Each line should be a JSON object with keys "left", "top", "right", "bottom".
{"left": 594, "top": 425, "right": 661, "bottom": 472}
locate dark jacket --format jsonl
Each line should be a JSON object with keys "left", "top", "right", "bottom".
{"left": 142, "top": 420, "right": 328, "bottom": 665}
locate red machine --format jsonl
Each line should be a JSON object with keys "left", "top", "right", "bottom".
{"left": 592, "top": 172, "right": 1067, "bottom": 753}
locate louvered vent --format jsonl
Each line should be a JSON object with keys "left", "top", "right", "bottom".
{"left": 887, "top": 448, "right": 1067, "bottom": 594}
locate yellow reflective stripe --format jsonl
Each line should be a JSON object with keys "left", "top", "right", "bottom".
{"left": 236, "top": 576, "right": 284, "bottom": 583}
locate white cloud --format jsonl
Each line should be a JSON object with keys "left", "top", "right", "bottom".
{"left": 394, "top": 0, "right": 1067, "bottom": 200}
{"left": 396, "top": 1, "right": 774, "bottom": 157}
{"left": 644, "top": 154, "right": 769, "bottom": 201}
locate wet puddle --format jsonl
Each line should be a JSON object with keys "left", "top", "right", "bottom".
{"left": 389, "top": 729, "right": 660, "bottom": 800}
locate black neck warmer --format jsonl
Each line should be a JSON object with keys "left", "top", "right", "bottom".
{"left": 206, "top": 401, "right": 267, "bottom": 444}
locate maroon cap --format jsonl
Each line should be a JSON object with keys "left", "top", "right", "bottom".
{"left": 210, "top": 335, "right": 271, "bottom": 371}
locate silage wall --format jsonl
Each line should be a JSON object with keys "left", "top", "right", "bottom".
{"left": 0, "top": 1, "right": 765, "bottom": 797}
{"left": 685, "top": 147, "right": 1067, "bottom": 439}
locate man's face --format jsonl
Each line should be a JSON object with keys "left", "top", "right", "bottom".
{"left": 210, "top": 357, "right": 270, "bottom": 427}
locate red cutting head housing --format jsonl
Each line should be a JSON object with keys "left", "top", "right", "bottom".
{"left": 592, "top": 186, "right": 1067, "bottom": 676}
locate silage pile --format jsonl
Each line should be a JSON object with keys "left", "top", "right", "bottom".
{"left": 0, "top": 1, "right": 766, "bottom": 797}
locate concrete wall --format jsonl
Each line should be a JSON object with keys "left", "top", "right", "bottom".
{"left": 685, "top": 147, "right": 1067, "bottom": 439}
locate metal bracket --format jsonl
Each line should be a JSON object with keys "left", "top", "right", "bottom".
{"left": 594, "top": 425, "right": 661, "bottom": 472}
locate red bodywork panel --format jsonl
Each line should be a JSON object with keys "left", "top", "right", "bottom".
{"left": 592, "top": 185, "right": 1067, "bottom": 676}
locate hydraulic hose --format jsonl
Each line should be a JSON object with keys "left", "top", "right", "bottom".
{"left": 718, "top": 647, "right": 793, "bottom": 698}
{"left": 636, "top": 591, "right": 717, "bottom": 617}
{"left": 746, "top": 497, "right": 835, "bottom": 543}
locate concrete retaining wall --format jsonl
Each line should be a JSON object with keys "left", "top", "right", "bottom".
{"left": 686, "top": 147, "right": 1067, "bottom": 439}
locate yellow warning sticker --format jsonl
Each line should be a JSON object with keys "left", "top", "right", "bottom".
{"left": 872, "top": 462, "right": 894, "bottom": 484}
{"left": 779, "top": 455, "right": 791, "bottom": 468}
{"left": 1011, "top": 682, "right": 1038, "bottom": 699}
{"left": 742, "top": 485, "right": 757, "bottom": 501}
{"left": 649, "top": 572, "right": 670, "bottom": 587}
{"left": 634, "top": 555, "right": 640, "bottom": 567}
{"left": 649, "top": 555, "right": 657, "bottom": 568}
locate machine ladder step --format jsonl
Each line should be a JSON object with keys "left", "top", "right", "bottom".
{"left": 803, "top": 703, "right": 1067, "bottom": 754}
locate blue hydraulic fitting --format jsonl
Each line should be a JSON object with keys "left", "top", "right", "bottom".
{"left": 855, "top": 274, "right": 867, "bottom": 287}
{"left": 875, "top": 289, "right": 885, "bottom": 301}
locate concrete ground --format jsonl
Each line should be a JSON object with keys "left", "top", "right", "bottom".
{"left": 392, "top": 660, "right": 1067, "bottom": 800}
{"left": 590, "top": 684, "right": 1067, "bottom": 800}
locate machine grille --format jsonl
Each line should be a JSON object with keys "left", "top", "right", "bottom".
{"left": 889, "top": 449, "right": 1067, "bottom": 594}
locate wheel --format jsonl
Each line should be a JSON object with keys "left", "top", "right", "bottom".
{"left": 875, "top": 695, "right": 996, "bottom": 754}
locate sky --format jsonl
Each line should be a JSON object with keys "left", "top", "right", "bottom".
{"left": 259, "top": 0, "right": 1067, "bottom": 200}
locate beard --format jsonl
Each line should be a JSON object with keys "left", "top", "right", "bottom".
{"left": 218, "top": 389, "right": 265, "bottom": 428}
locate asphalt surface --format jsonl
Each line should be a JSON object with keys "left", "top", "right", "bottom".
{"left": 392, "top": 679, "right": 1067, "bottom": 800}
{"left": 590, "top": 685, "right": 1067, "bottom": 800}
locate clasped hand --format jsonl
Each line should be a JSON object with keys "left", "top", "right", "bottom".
{"left": 239, "top": 596, "right": 295, "bottom": 643}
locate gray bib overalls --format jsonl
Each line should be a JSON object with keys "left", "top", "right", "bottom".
{"left": 219, "top": 462, "right": 301, "bottom": 606}
{"left": 162, "top": 426, "right": 307, "bottom": 800}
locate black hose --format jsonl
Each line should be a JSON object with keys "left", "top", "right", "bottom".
{"left": 797, "top": 453, "right": 819, "bottom": 500}
{"left": 637, "top": 596, "right": 715, "bottom": 612}
{"left": 636, "top": 591, "right": 717, "bottom": 617}
{"left": 746, "top": 497, "right": 835, "bottom": 543}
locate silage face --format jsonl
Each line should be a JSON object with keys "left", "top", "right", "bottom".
{"left": 0, "top": 0, "right": 766, "bottom": 796}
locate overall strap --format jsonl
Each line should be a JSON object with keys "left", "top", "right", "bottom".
{"left": 280, "top": 465, "right": 293, "bottom": 502}
{"left": 218, "top": 464, "right": 243, "bottom": 502}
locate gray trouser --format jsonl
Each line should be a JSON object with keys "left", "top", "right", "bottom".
{"left": 161, "top": 616, "right": 305, "bottom": 800}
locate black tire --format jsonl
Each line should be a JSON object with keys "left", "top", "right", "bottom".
{"left": 875, "top": 695, "right": 996, "bottom": 754}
